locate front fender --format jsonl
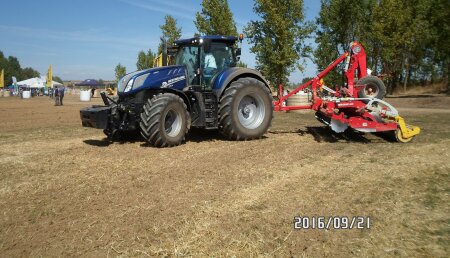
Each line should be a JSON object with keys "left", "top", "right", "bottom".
{"left": 211, "top": 67, "right": 271, "bottom": 98}
{"left": 136, "top": 88, "right": 192, "bottom": 112}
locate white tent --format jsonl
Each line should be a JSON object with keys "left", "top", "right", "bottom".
{"left": 16, "top": 77, "right": 62, "bottom": 88}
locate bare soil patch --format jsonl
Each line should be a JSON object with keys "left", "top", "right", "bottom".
{"left": 0, "top": 94, "right": 449, "bottom": 257}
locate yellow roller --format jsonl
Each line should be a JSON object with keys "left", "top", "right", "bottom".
{"left": 394, "top": 116, "right": 421, "bottom": 143}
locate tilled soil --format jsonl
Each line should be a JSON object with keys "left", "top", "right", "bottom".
{"left": 0, "top": 94, "right": 449, "bottom": 257}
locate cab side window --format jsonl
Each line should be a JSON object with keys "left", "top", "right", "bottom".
{"left": 201, "top": 43, "right": 234, "bottom": 87}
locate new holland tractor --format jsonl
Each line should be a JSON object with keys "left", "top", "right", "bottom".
{"left": 80, "top": 35, "right": 274, "bottom": 147}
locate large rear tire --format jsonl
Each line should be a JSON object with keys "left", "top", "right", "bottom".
{"left": 139, "top": 93, "right": 190, "bottom": 147}
{"left": 357, "top": 76, "right": 386, "bottom": 101}
{"left": 218, "top": 78, "right": 273, "bottom": 140}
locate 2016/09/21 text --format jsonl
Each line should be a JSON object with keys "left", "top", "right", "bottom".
{"left": 294, "top": 216, "right": 371, "bottom": 230}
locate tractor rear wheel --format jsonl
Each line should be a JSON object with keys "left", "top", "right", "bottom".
{"left": 219, "top": 78, "right": 273, "bottom": 140}
{"left": 139, "top": 93, "right": 190, "bottom": 147}
{"left": 357, "top": 76, "right": 386, "bottom": 101}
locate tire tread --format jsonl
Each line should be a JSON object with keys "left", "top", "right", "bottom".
{"left": 139, "top": 93, "right": 190, "bottom": 147}
{"left": 218, "top": 78, "right": 273, "bottom": 140}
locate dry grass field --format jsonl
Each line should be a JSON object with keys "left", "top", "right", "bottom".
{"left": 0, "top": 94, "right": 449, "bottom": 257}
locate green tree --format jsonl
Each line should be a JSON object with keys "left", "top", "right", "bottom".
{"left": 195, "top": 0, "right": 237, "bottom": 36}
{"left": 22, "top": 67, "right": 40, "bottom": 79}
{"left": 158, "top": 15, "right": 182, "bottom": 54}
{"left": 245, "top": 0, "right": 314, "bottom": 88}
{"left": 0, "top": 54, "right": 22, "bottom": 85}
{"left": 0, "top": 51, "right": 40, "bottom": 85}
{"left": 52, "top": 76, "right": 63, "bottom": 84}
{"left": 114, "top": 63, "right": 126, "bottom": 82}
{"left": 426, "top": 0, "right": 450, "bottom": 92}
{"left": 315, "top": 0, "right": 448, "bottom": 93}
{"left": 409, "top": 0, "right": 449, "bottom": 92}
{"left": 314, "top": 0, "right": 376, "bottom": 86}
{"left": 301, "top": 77, "right": 314, "bottom": 84}
{"left": 371, "top": 0, "right": 431, "bottom": 93}
{"left": 6, "top": 56, "right": 22, "bottom": 84}
{"left": 236, "top": 61, "right": 247, "bottom": 68}
{"left": 136, "top": 49, "right": 156, "bottom": 70}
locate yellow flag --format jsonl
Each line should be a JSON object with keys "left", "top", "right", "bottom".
{"left": 0, "top": 69, "right": 4, "bottom": 88}
{"left": 47, "top": 65, "right": 52, "bottom": 88}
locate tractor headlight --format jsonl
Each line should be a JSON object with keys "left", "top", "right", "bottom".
{"left": 132, "top": 73, "right": 151, "bottom": 91}
{"left": 124, "top": 78, "right": 134, "bottom": 92}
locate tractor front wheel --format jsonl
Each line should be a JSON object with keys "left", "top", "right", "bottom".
{"left": 219, "top": 78, "right": 273, "bottom": 140}
{"left": 139, "top": 93, "right": 190, "bottom": 147}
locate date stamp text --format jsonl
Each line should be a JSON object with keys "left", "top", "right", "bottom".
{"left": 294, "top": 216, "right": 371, "bottom": 230}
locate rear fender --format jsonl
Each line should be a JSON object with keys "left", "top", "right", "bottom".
{"left": 212, "top": 67, "right": 271, "bottom": 98}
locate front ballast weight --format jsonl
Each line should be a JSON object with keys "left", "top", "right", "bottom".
{"left": 274, "top": 41, "right": 421, "bottom": 143}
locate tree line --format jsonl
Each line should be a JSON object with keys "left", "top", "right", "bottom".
{"left": 0, "top": 51, "right": 65, "bottom": 86}
{"left": 0, "top": 51, "right": 40, "bottom": 86}
{"left": 0, "top": 0, "right": 418, "bottom": 94}
{"left": 119, "top": 0, "right": 449, "bottom": 93}
{"left": 2, "top": 0, "right": 447, "bottom": 92}
{"left": 120, "top": 0, "right": 314, "bottom": 88}
{"left": 115, "top": 0, "right": 245, "bottom": 81}
{"left": 315, "top": 0, "right": 449, "bottom": 94}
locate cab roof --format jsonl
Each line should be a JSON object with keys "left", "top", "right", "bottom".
{"left": 174, "top": 35, "right": 237, "bottom": 45}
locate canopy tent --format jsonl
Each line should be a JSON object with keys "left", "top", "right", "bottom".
{"left": 16, "top": 77, "right": 62, "bottom": 88}
{"left": 75, "top": 79, "right": 101, "bottom": 87}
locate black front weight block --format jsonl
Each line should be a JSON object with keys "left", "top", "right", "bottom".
{"left": 80, "top": 105, "right": 111, "bottom": 129}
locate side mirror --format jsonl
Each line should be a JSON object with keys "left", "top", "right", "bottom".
{"left": 235, "top": 48, "right": 242, "bottom": 57}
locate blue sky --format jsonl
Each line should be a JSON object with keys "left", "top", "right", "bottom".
{"left": 0, "top": 0, "right": 321, "bottom": 82}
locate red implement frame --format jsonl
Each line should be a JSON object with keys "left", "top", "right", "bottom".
{"left": 273, "top": 42, "right": 398, "bottom": 133}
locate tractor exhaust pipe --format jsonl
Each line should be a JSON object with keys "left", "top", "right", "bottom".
{"left": 161, "top": 37, "right": 168, "bottom": 67}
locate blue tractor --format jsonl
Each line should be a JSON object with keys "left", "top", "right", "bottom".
{"left": 80, "top": 35, "right": 273, "bottom": 147}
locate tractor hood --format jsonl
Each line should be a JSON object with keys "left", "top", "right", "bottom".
{"left": 118, "top": 66, "right": 187, "bottom": 95}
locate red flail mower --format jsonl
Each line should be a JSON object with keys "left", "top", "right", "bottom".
{"left": 274, "top": 42, "right": 420, "bottom": 142}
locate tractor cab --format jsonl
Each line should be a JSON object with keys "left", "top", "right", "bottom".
{"left": 173, "top": 36, "right": 241, "bottom": 89}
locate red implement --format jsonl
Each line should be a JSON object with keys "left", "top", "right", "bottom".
{"left": 273, "top": 42, "right": 419, "bottom": 140}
